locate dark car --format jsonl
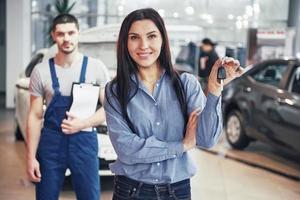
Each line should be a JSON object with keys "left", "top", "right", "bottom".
{"left": 174, "top": 42, "right": 199, "bottom": 74}
{"left": 222, "top": 59, "right": 300, "bottom": 154}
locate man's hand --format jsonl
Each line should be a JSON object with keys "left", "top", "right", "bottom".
{"left": 61, "top": 112, "right": 86, "bottom": 134}
{"left": 27, "top": 156, "right": 41, "bottom": 182}
{"left": 26, "top": 95, "right": 43, "bottom": 182}
{"left": 183, "top": 108, "right": 201, "bottom": 152}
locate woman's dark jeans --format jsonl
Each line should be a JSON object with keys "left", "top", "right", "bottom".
{"left": 112, "top": 176, "right": 191, "bottom": 200}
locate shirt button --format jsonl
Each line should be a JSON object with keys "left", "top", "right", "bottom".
{"left": 157, "top": 162, "right": 160, "bottom": 166}
{"left": 173, "top": 155, "right": 176, "bottom": 158}
{"left": 155, "top": 179, "right": 159, "bottom": 182}
{"left": 156, "top": 122, "right": 160, "bottom": 126}
{"left": 154, "top": 103, "right": 158, "bottom": 106}
{"left": 156, "top": 83, "right": 159, "bottom": 87}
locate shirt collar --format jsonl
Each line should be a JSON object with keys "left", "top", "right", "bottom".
{"left": 130, "top": 68, "right": 167, "bottom": 85}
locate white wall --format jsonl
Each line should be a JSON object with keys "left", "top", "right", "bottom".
{"left": 6, "top": 0, "right": 31, "bottom": 108}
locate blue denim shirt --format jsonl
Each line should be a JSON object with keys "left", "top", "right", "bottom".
{"left": 104, "top": 72, "right": 222, "bottom": 184}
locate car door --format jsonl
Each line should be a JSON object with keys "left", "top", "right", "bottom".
{"left": 273, "top": 64, "right": 300, "bottom": 153}
{"left": 247, "top": 60, "right": 290, "bottom": 145}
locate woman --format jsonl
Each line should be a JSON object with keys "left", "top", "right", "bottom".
{"left": 104, "top": 8, "right": 242, "bottom": 200}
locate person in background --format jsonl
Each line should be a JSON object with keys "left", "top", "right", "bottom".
{"left": 104, "top": 8, "right": 243, "bottom": 200}
{"left": 198, "top": 38, "right": 219, "bottom": 90}
{"left": 26, "top": 13, "right": 109, "bottom": 200}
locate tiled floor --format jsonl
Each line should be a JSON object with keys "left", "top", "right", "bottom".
{"left": 0, "top": 108, "right": 300, "bottom": 200}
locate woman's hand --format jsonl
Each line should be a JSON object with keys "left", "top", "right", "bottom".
{"left": 207, "top": 57, "right": 244, "bottom": 96}
{"left": 183, "top": 108, "right": 201, "bottom": 152}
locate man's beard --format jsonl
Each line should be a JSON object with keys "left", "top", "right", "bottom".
{"left": 61, "top": 48, "right": 75, "bottom": 55}
{"left": 59, "top": 43, "right": 76, "bottom": 55}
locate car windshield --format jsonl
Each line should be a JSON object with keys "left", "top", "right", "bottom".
{"left": 79, "top": 42, "right": 117, "bottom": 71}
{"left": 25, "top": 53, "right": 44, "bottom": 77}
{"left": 290, "top": 66, "right": 300, "bottom": 94}
{"left": 252, "top": 63, "right": 288, "bottom": 87}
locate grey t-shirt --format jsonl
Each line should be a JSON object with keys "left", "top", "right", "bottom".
{"left": 29, "top": 54, "right": 110, "bottom": 106}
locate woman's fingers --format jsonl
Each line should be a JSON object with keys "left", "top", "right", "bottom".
{"left": 212, "top": 59, "right": 222, "bottom": 74}
{"left": 187, "top": 111, "right": 201, "bottom": 131}
{"left": 190, "top": 107, "right": 202, "bottom": 116}
{"left": 234, "top": 60, "right": 240, "bottom": 70}
{"left": 236, "top": 66, "right": 244, "bottom": 77}
{"left": 188, "top": 108, "right": 201, "bottom": 124}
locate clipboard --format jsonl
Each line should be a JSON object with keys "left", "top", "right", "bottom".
{"left": 69, "top": 82, "right": 100, "bottom": 132}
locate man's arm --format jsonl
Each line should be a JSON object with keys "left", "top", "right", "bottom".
{"left": 26, "top": 95, "right": 43, "bottom": 182}
{"left": 61, "top": 88, "right": 106, "bottom": 134}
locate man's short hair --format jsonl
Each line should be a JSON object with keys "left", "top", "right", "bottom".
{"left": 51, "top": 13, "right": 79, "bottom": 31}
{"left": 202, "top": 38, "right": 217, "bottom": 46}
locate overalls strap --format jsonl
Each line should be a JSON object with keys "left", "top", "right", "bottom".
{"left": 49, "top": 58, "right": 60, "bottom": 94}
{"left": 79, "top": 56, "right": 88, "bottom": 83}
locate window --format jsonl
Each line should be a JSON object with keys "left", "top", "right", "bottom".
{"left": 252, "top": 63, "right": 288, "bottom": 87}
{"left": 289, "top": 66, "right": 300, "bottom": 95}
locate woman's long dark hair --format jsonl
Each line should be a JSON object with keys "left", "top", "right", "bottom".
{"left": 106, "top": 8, "right": 188, "bottom": 133}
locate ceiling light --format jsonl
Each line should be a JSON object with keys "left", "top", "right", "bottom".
{"left": 246, "top": 5, "right": 253, "bottom": 16}
{"left": 158, "top": 9, "right": 165, "bottom": 17}
{"left": 173, "top": 12, "right": 179, "bottom": 18}
{"left": 228, "top": 14, "right": 234, "bottom": 20}
{"left": 236, "top": 20, "right": 242, "bottom": 29}
{"left": 32, "top": 0, "right": 37, "bottom": 7}
{"left": 118, "top": 5, "right": 124, "bottom": 12}
{"left": 253, "top": 3, "right": 260, "bottom": 13}
{"left": 243, "top": 20, "right": 248, "bottom": 28}
{"left": 185, "top": 6, "right": 194, "bottom": 15}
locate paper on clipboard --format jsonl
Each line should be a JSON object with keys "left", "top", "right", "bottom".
{"left": 69, "top": 83, "right": 100, "bottom": 132}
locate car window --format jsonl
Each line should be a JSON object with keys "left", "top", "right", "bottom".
{"left": 25, "top": 53, "right": 44, "bottom": 77}
{"left": 289, "top": 66, "right": 300, "bottom": 95}
{"left": 175, "top": 45, "right": 190, "bottom": 63}
{"left": 175, "top": 42, "right": 197, "bottom": 65}
{"left": 79, "top": 42, "right": 117, "bottom": 71}
{"left": 252, "top": 63, "right": 288, "bottom": 87}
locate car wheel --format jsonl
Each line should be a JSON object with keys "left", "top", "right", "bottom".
{"left": 225, "top": 110, "right": 250, "bottom": 149}
{"left": 15, "top": 123, "right": 24, "bottom": 141}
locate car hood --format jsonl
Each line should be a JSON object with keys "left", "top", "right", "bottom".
{"left": 16, "top": 78, "right": 30, "bottom": 90}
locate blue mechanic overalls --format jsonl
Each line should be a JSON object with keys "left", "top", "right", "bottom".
{"left": 36, "top": 57, "right": 100, "bottom": 200}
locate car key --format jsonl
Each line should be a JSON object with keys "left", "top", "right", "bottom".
{"left": 217, "top": 64, "right": 226, "bottom": 91}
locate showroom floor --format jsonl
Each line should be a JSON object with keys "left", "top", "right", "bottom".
{"left": 0, "top": 106, "right": 300, "bottom": 200}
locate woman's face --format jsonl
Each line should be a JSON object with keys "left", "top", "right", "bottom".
{"left": 127, "top": 19, "right": 163, "bottom": 69}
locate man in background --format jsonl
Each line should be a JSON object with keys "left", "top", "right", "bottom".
{"left": 198, "top": 38, "right": 219, "bottom": 89}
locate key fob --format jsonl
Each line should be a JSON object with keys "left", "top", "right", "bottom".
{"left": 217, "top": 66, "right": 226, "bottom": 80}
